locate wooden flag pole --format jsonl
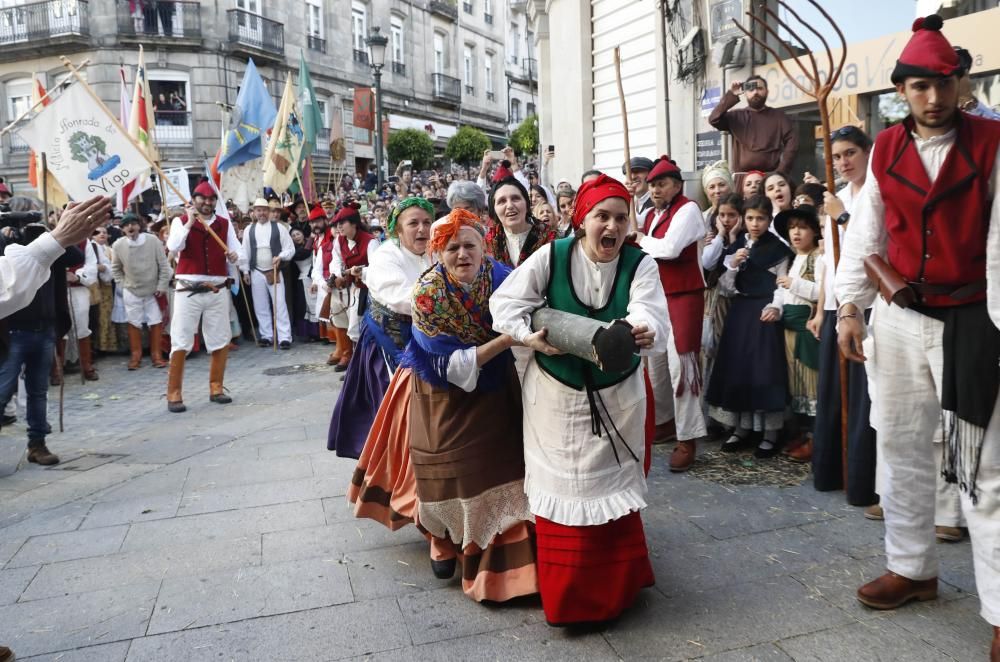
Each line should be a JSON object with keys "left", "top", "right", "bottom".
{"left": 271, "top": 266, "right": 278, "bottom": 352}
{"left": 0, "top": 60, "right": 91, "bottom": 138}
{"left": 57, "top": 56, "right": 231, "bottom": 254}
{"left": 613, "top": 47, "right": 637, "bottom": 234}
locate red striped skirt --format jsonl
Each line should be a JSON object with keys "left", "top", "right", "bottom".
{"left": 535, "top": 511, "right": 655, "bottom": 626}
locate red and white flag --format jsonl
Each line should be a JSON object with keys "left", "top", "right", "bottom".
{"left": 121, "top": 46, "right": 157, "bottom": 207}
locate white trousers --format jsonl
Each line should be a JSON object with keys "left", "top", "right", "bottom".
{"left": 169, "top": 284, "right": 231, "bottom": 354}
{"left": 327, "top": 285, "right": 351, "bottom": 331}
{"left": 66, "top": 286, "right": 91, "bottom": 340}
{"left": 251, "top": 270, "right": 291, "bottom": 343}
{"left": 122, "top": 289, "right": 162, "bottom": 327}
{"left": 869, "top": 298, "right": 1000, "bottom": 625}
{"left": 302, "top": 276, "right": 318, "bottom": 323}
{"left": 648, "top": 327, "right": 707, "bottom": 441}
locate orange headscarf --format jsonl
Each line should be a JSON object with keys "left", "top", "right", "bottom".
{"left": 429, "top": 208, "right": 485, "bottom": 254}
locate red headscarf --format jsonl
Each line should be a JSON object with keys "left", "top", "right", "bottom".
{"left": 430, "top": 208, "right": 485, "bottom": 254}
{"left": 571, "top": 174, "right": 630, "bottom": 229}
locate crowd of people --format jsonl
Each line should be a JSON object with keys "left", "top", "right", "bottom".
{"left": 0, "top": 13, "right": 997, "bottom": 659}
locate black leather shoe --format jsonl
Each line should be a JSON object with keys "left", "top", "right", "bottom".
{"left": 721, "top": 434, "right": 750, "bottom": 453}
{"left": 1, "top": 415, "right": 16, "bottom": 426}
{"left": 753, "top": 443, "right": 780, "bottom": 459}
{"left": 167, "top": 401, "right": 187, "bottom": 413}
{"left": 0, "top": 644, "right": 15, "bottom": 662}
{"left": 279, "top": 341, "right": 291, "bottom": 350}
{"left": 210, "top": 393, "right": 233, "bottom": 404}
{"left": 258, "top": 339, "right": 272, "bottom": 348}
{"left": 431, "top": 558, "right": 457, "bottom": 579}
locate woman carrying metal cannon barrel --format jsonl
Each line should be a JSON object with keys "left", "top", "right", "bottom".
{"left": 490, "top": 174, "right": 669, "bottom": 626}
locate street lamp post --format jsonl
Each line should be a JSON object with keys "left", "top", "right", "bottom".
{"left": 366, "top": 26, "right": 389, "bottom": 191}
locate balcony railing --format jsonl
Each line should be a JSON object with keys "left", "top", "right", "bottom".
{"left": 524, "top": 57, "right": 537, "bottom": 82}
{"left": 316, "top": 128, "right": 330, "bottom": 154}
{"left": 227, "top": 9, "right": 283, "bottom": 57}
{"left": 0, "top": 0, "right": 89, "bottom": 47}
{"left": 428, "top": 0, "right": 457, "bottom": 21}
{"left": 464, "top": 84, "right": 474, "bottom": 96}
{"left": 353, "top": 126, "right": 371, "bottom": 145}
{"left": 151, "top": 110, "right": 193, "bottom": 145}
{"left": 117, "top": 0, "right": 200, "bottom": 41}
{"left": 392, "top": 61, "right": 406, "bottom": 76}
{"left": 353, "top": 48, "right": 368, "bottom": 64}
{"left": 431, "top": 73, "right": 461, "bottom": 105}
{"left": 486, "top": 91, "right": 495, "bottom": 102}
{"left": 307, "top": 33, "right": 325, "bottom": 53}
{"left": 8, "top": 134, "right": 30, "bottom": 155}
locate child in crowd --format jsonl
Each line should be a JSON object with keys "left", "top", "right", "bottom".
{"left": 701, "top": 193, "right": 744, "bottom": 390}
{"left": 705, "top": 194, "right": 793, "bottom": 458}
{"left": 773, "top": 206, "right": 823, "bottom": 462}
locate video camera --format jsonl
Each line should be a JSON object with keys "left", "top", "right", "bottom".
{"left": 0, "top": 203, "right": 44, "bottom": 228}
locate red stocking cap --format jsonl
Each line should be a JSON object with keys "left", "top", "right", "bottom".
{"left": 646, "top": 155, "right": 683, "bottom": 182}
{"left": 333, "top": 203, "right": 361, "bottom": 224}
{"left": 492, "top": 162, "right": 514, "bottom": 183}
{"left": 572, "top": 174, "right": 630, "bottom": 229}
{"left": 308, "top": 204, "right": 326, "bottom": 221}
{"left": 192, "top": 179, "right": 217, "bottom": 199}
{"left": 891, "top": 15, "right": 961, "bottom": 84}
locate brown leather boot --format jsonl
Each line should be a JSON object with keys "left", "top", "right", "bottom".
{"left": 209, "top": 347, "right": 232, "bottom": 404}
{"left": 654, "top": 419, "right": 677, "bottom": 445}
{"left": 785, "top": 439, "right": 813, "bottom": 463}
{"left": 149, "top": 324, "right": 168, "bottom": 368}
{"left": 50, "top": 338, "right": 66, "bottom": 386}
{"left": 27, "top": 443, "right": 59, "bottom": 466}
{"left": 327, "top": 326, "right": 345, "bottom": 365}
{"left": 335, "top": 330, "right": 353, "bottom": 372}
{"left": 167, "top": 351, "right": 186, "bottom": 413}
{"left": 78, "top": 337, "right": 98, "bottom": 381}
{"left": 991, "top": 625, "right": 999, "bottom": 662}
{"left": 0, "top": 644, "right": 14, "bottom": 662}
{"left": 856, "top": 571, "right": 938, "bottom": 610}
{"left": 669, "top": 439, "right": 696, "bottom": 472}
{"left": 127, "top": 325, "right": 143, "bottom": 370}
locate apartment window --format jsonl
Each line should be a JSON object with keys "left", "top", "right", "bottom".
{"left": 391, "top": 17, "right": 405, "bottom": 75}
{"left": 511, "top": 98, "right": 521, "bottom": 124}
{"left": 148, "top": 71, "right": 193, "bottom": 145}
{"left": 433, "top": 32, "right": 445, "bottom": 74}
{"left": 306, "top": 0, "right": 324, "bottom": 50}
{"left": 6, "top": 78, "right": 31, "bottom": 153}
{"left": 351, "top": 2, "right": 367, "bottom": 63}
{"left": 526, "top": 102, "right": 535, "bottom": 117}
{"left": 484, "top": 54, "right": 494, "bottom": 101}
{"left": 510, "top": 23, "right": 519, "bottom": 64}
{"left": 527, "top": 29, "right": 534, "bottom": 50}
{"left": 463, "top": 46, "right": 475, "bottom": 95}
{"left": 484, "top": 0, "right": 492, "bottom": 23}
{"left": 463, "top": 0, "right": 473, "bottom": 14}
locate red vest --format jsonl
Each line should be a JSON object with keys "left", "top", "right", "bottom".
{"left": 313, "top": 230, "right": 334, "bottom": 279}
{"left": 648, "top": 195, "right": 705, "bottom": 296}
{"left": 175, "top": 215, "right": 230, "bottom": 278}
{"left": 338, "top": 230, "right": 375, "bottom": 289}
{"left": 872, "top": 113, "right": 1000, "bottom": 307}
{"left": 648, "top": 194, "right": 705, "bottom": 355}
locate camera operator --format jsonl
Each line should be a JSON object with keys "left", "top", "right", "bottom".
{"left": 709, "top": 75, "right": 798, "bottom": 175}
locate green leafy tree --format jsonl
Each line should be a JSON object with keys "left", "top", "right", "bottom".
{"left": 508, "top": 115, "right": 539, "bottom": 159}
{"left": 445, "top": 125, "right": 491, "bottom": 166}
{"left": 386, "top": 128, "right": 435, "bottom": 171}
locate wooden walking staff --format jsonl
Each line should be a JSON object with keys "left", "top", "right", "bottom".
{"left": 613, "top": 47, "right": 638, "bottom": 234}
{"left": 732, "top": 0, "right": 851, "bottom": 488}
{"left": 272, "top": 266, "right": 278, "bottom": 351}
{"left": 57, "top": 56, "right": 232, "bottom": 256}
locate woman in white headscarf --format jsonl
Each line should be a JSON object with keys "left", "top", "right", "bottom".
{"left": 700, "top": 160, "right": 735, "bottom": 234}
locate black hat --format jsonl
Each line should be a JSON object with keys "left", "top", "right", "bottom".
{"left": 622, "top": 157, "right": 654, "bottom": 175}
{"left": 774, "top": 205, "right": 821, "bottom": 245}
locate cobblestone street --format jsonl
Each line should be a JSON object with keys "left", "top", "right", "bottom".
{"left": 0, "top": 342, "right": 991, "bottom": 661}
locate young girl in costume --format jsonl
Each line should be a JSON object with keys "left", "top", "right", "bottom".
{"left": 705, "top": 194, "right": 793, "bottom": 458}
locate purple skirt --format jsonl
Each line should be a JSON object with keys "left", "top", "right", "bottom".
{"left": 327, "top": 324, "right": 392, "bottom": 459}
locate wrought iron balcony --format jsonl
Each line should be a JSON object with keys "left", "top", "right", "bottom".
{"left": 392, "top": 61, "right": 406, "bottom": 76}
{"left": 307, "top": 33, "right": 325, "bottom": 53}
{"left": 353, "top": 48, "right": 368, "bottom": 65}
{"left": 524, "top": 57, "right": 537, "bottom": 82}
{"left": 316, "top": 128, "right": 330, "bottom": 154}
{"left": 431, "top": 73, "right": 461, "bottom": 105}
{"left": 227, "top": 9, "right": 283, "bottom": 59}
{"left": 428, "top": 0, "right": 457, "bottom": 21}
{"left": 151, "top": 110, "right": 193, "bottom": 146}
{"left": 464, "top": 84, "right": 475, "bottom": 96}
{"left": 486, "top": 91, "right": 495, "bottom": 102}
{"left": 117, "top": 0, "right": 200, "bottom": 44}
{"left": 0, "top": 0, "right": 90, "bottom": 61}
{"left": 8, "top": 133, "right": 30, "bottom": 155}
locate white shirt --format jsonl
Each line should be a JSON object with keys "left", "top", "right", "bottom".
{"left": 363, "top": 241, "right": 431, "bottom": 315}
{"left": 638, "top": 200, "right": 707, "bottom": 269}
{"left": 240, "top": 220, "right": 295, "bottom": 273}
{"left": 821, "top": 184, "right": 856, "bottom": 310}
{"left": 503, "top": 227, "right": 531, "bottom": 267}
{"left": 836, "top": 129, "right": 1000, "bottom": 333}
{"left": 73, "top": 239, "right": 100, "bottom": 287}
{"left": 774, "top": 251, "right": 823, "bottom": 308}
{"left": 331, "top": 234, "right": 380, "bottom": 279}
{"left": 166, "top": 214, "right": 246, "bottom": 283}
{"left": 0, "top": 232, "right": 64, "bottom": 318}
{"left": 490, "top": 241, "right": 669, "bottom": 355}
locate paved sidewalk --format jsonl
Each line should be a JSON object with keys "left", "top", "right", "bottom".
{"left": 0, "top": 342, "right": 990, "bottom": 661}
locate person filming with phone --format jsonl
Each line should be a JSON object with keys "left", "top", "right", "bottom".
{"left": 709, "top": 75, "right": 798, "bottom": 175}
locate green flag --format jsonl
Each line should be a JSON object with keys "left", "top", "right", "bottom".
{"left": 298, "top": 50, "right": 323, "bottom": 159}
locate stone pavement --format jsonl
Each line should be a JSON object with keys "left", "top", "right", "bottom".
{"left": 0, "top": 342, "right": 991, "bottom": 661}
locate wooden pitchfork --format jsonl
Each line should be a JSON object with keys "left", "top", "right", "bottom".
{"left": 732, "top": 0, "right": 851, "bottom": 489}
